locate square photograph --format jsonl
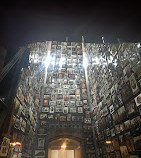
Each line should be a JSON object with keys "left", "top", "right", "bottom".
{"left": 134, "top": 93, "right": 141, "bottom": 107}
{"left": 129, "top": 74, "right": 139, "bottom": 95}
{"left": 64, "top": 101, "right": 69, "bottom": 106}
{"left": 57, "top": 100, "right": 63, "bottom": 106}
{"left": 72, "top": 116, "right": 78, "bottom": 121}
{"left": 64, "top": 95, "right": 69, "bottom": 101}
{"left": 78, "top": 107, "right": 83, "bottom": 113}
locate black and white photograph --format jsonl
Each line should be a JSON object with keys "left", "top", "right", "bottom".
{"left": 55, "top": 107, "right": 63, "bottom": 113}
{"left": 84, "top": 118, "right": 91, "bottom": 124}
{"left": 70, "top": 101, "right": 75, "bottom": 107}
{"left": 42, "top": 107, "right": 49, "bottom": 113}
{"left": 70, "top": 107, "right": 77, "bottom": 113}
{"left": 125, "top": 100, "right": 136, "bottom": 117}
{"left": 78, "top": 107, "right": 83, "bottom": 113}
{"left": 118, "top": 106, "right": 127, "bottom": 121}
{"left": 38, "top": 138, "right": 45, "bottom": 149}
{"left": 60, "top": 116, "right": 66, "bottom": 121}
{"left": 63, "top": 107, "right": 68, "bottom": 114}
{"left": 129, "top": 74, "right": 139, "bottom": 95}
{"left": 134, "top": 93, "right": 141, "bottom": 107}
{"left": 50, "top": 106, "right": 54, "bottom": 113}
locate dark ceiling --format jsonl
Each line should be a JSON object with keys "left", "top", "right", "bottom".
{"left": 0, "top": 0, "right": 141, "bottom": 52}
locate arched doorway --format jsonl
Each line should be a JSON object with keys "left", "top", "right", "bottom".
{"left": 47, "top": 129, "right": 84, "bottom": 158}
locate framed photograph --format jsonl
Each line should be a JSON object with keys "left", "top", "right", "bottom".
{"left": 78, "top": 107, "right": 83, "bottom": 113}
{"left": 49, "top": 101, "right": 56, "bottom": 106}
{"left": 129, "top": 75, "right": 139, "bottom": 95}
{"left": 35, "top": 150, "right": 45, "bottom": 158}
{"left": 121, "top": 84, "right": 132, "bottom": 102}
{"left": 67, "top": 68, "right": 73, "bottom": 74}
{"left": 63, "top": 107, "right": 68, "bottom": 114}
{"left": 63, "top": 101, "right": 69, "bottom": 106}
{"left": 78, "top": 116, "right": 83, "bottom": 122}
{"left": 64, "top": 95, "right": 69, "bottom": 101}
{"left": 69, "top": 95, "right": 76, "bottom": 100}
{"left": 134, "top": 93, "right": 141, "bottom": 107}
{"left": 134, "top": 61, "right": 141, "bottom": 79}
{"left": 69, "top": 80, "right": 74, "bottom": 85}
{"left": 81, "top": 82, "right": 86, "bottom": 89}
{"left": 76, "top": 101, "right": 82, "bottom": 106}
{"left": 43, "top": 100, "right": 48, "bottom": 106}
{"left": 109, "top": 105, "right": 114, "bottom": 114}
{"left": 63, "top": 84, "right": 70, "bottom": 89}
{"left": 125, "top": 100, "right": 136, "bottom": 117}
{"left": 83, "top": 100, "right": 88, "bottom": 105}
{"left": 50, "top": 106, "right": 54, "bottom": 113}
{"left": 76, "top": 95, "right": 81, "bottom": 100}
{"left": 42, "top": 107, "right": 49, "bottom": 113}
{"left": 69, "top": 89, "right": 75, "bottom": 95}
{"left": 117, "top": 106, "right": 126, "bottom": 121}
{"left": 56, "top": 100, "right": 63, "bottom": 106}
{"left": 75, "top": 89, "right": 80, "bottom": 95}
{"left": 82, "top": 89, "right": 87, "bottom": 97}
{"left": 125, "top": 132, "right": 135, "bottom": 152}
{"left": 57, "top": 89, "right": 62, "bottom": 94}
{"left": 60, "top": 116, "right": 66, "bottom": 121}
{"left": 72, "top": 116, "right": 78, "bottom": 121}
{"left": 55, "top": 107, "right": 63, "bottom": 113}
{"left": 70, "top": 107, "right": 77, "bottom": 113}
{"left": 40, "top": 121, "right": 47, "bottom": 126}
{"left": 57, "top": 94, "right": 63, "bottom": 99}
{"left": 131, "top": 116, "right": 141, "bottom": 135}
{"left": 84, "top": 118, "right": 91, "bottom": 124}
{"left": 38, "top": 138, "right": 45, "bottom": 149}
{"left": 48, "top": 115, "right": 54, "bottom": 119}
{"left": 40, "top": 114, "right": 47, "bottom": 120}
{"left": 0, "top": 137, "right": 10, "bottom": 157}
{"left": 120, "top": 123, "right": 125, "bottom": 132}
{"left": 124, "top": 120, "right": 131, "bottom": 130}
{"left": 115, "top": 124, "right": 120, "bottom": 134}
{"left": 43, "top": 94, "right": 50, "bottom": 99}
{"left": 112, "top": 111, "right": 119, "bottom": 124}
{"left": 67, "top": 114, "right": 71, "bottom": 121}
{"left": 51, "top": 94, "right": 56, "bottom": 100}
{"left": 111, "top": 128, "right": 116, "bottom": 137}
{"left": 70, "top": 101, "right": 75, "bottom": 107}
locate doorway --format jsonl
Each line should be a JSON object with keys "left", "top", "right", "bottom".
{"left": 51, "top": 150, "right": 74, "bottom": 158}
{"left": 48, "top": 138, "right": 82, "bottom": 158}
